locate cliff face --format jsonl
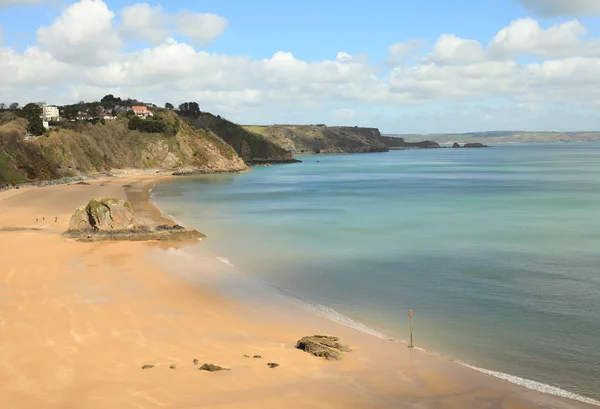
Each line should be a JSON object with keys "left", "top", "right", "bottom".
{"left": 184, "top": 113, "right": 299, "bottom": 165}
{"left": 380, "top": 136, "right": 441, "bottom": 149}
{"left": 244, "top": 125, "right": 389, "bottom": 154}
{"left": 244, "top": 125, "right": 441, "bottom": 154}
{"left": 0, "top": 110, "right": 247, "bottom": 185}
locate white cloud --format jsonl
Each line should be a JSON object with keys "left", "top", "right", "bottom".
{"left": 518, "top": 0, "right": 600, "bottom": 17}
{"left": 37, "top": 0, "right": 121, "bottom": 65}
{"left": 174, "top": 12, "right": 228, "bottom": 46}
{"left": 0, "top": 0, "right": 45, "bottom": 7}
{"left": 119, "top": 3, "right": 169, "bottom": 45}
{"left": 0, "top": 46, "right": 71, "bottom": 85}
{"left": 388, "top": 39, "right": 427, "bottom": 64}
{"left": 4, "top": 0, "right": 600, "bottom": 132}
{"left": 487, "top": 18, "right": 599, "bottom": 59}
{"left": 429, "top": 34, "right": 485, "bottom": 64}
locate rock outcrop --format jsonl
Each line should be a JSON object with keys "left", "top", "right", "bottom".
{"left": 464, "top": 142, "right": 488, "bottom": 148}
{"left": 68, "top": 198, "right": 139, "bottom": 231}
{"left": 296, "top": 335, "right": 351, "bottom": 360}
{"left": 198, "top": 364, "right": 230, "bottom": 372}
{"left": 64, "top": 198, "right": 204, "bottom": 242}
{"left": 452, "top": 142, "right": 461, "bottom": 148}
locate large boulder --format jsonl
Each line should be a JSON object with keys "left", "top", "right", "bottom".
{"left": 296, "top": 335, "right": 350, "bottom": 360}
{"left": 68, "top": 198, "right": 139, "bottom": 232}
{"left": 452, "top": 142, "right": 461, "bottom": 148}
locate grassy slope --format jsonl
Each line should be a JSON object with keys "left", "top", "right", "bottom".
{"left": 0, "top": 111, "right": 246, "bottom": 185}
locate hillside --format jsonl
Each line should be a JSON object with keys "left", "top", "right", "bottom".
{"left": 0, "top": 110, "right": 246, "bottom": 185}
{"left": 184, "top": 113, "right": 299, "bottom": 165}
{"left": 244, "top": 125, "right": 440, "bottom": 154}
{"left": 390, "top": 131, "right": 600, "bottom": 144}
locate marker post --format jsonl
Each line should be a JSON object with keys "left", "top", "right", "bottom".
{"left": 408, "top": 309, "right": 414, "bottom": 348}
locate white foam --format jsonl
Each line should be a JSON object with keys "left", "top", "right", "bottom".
{"left": 164, "top": 248, "right": 192, "bottom": 258}
{"left": 216, "top": 256, "right": 234, "bottom": 267}
{"left": 294, "top": 299, "right": 390, "bottom": 340}
{"left": 460, "top": 364, "right": 600, "bottom": 406}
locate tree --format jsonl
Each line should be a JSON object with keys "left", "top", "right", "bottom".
{"left": 9, "top": 102, "right": 19, "bottom": 110}
{"left": 0, "top": 103, "right": 6, "bottom": 110}
{"left": 165, "top": 102, "right": 174, "bottom": 109}
{"left": 178, "top": 101, "right": 201, "bottom": 118}
{"left": 28, "top": 115, "right": 45, "bottom": 136}
{"left": 22, "top": 102, "right": 42, "bottom": 119}
{"left": 101, "top": 94, "right": 122, "bottom": 109}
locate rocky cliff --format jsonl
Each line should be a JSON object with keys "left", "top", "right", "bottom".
{"left": 0, "top": 110, "right": 247, "bottom": 185}
{"left": 244, "top": 125, "right": 388, "bottom": 154}
{"left": 184, "top": 113, "right": 299, "bottom": 165}
{"left": 380, "top": 135, "right": 441, "bottom": 149}
{"left": 243, "top": 125, "right": 440, "bottom": 154}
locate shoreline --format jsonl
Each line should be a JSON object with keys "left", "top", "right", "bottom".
{"left": 148, "top": 176, "right": 599, "bottom": 408}
{"left": 0, "top": 173, "right": 597, "bottom": 408}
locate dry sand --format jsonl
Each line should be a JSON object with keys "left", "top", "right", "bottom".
{"left": 0, "top": 176, "right": 596, "bottom": 409}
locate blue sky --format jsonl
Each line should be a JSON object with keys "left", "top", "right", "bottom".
{"left": 2, "top": 0, "right": 600, "bottom": 133}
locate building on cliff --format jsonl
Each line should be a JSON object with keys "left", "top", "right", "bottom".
{"left": 132, "top": 106, "right": 153, "bottom": 118}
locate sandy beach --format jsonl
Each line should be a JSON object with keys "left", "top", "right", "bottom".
{"left": 0, "top": 175, "right": 596, "bottom": 409}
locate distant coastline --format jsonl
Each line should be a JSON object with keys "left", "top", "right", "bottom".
{"left": 387, "top": 131, "right": 600, "bottom": 144}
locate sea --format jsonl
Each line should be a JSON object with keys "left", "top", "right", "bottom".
{"left": 151, "top": 143, "right": 600, "bottom": 404}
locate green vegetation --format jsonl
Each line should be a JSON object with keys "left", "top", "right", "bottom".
{"left": 128, "top": 115, "right": 170, "bottom": 134}
{"left": 185, "top": 113, "right": 296, "bottom": 164}
{"left": 0, "top": 108, "right": 246, "bottom": 185}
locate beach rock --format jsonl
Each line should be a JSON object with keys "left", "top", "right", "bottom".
{"left": 89, "top": 198, "right": 137, "bottom": 230}
{"left": 296, "top": 335, "right": 351, "bottom": 360}
{"left": 267, "top": 363, "right": 279, "bottom": 368}
{"left": 452, "top": 143, "right": 461, "bottom": 148}
{"left": 242, "top": 355, "right": 250, "bottom": 358}
{"left": 67, "top": 198, "right": 139, "bottom": 232}
{"left": 76, "top": 181, "right": 91, "bottom": 185}
{"left": 193, "top": 359, "right": 198, "bottom": 365}
{"left": 199, "top": 363, "right": 230, "bottom": 372}
{"left": 69, "top": 206, "right": 93, "bottom": 230}
{"left": 464, "top": 143, "right": 488, "bottom": 148}
{"left": 141, "top": 364, "right": 154, "bottom": 369}
{"left": 64, "top": 197, "right": 205, "bottom": 242}
{"left": 253, "top": 355, "right": 262, "bottom": 359}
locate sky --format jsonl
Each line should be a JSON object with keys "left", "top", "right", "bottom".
{"left": 2, "top": 0, "right": 600, "bottom": 133}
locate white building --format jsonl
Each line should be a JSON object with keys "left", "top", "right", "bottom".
{"left": 42, "top": 105, "right": 60, "bottom": 121}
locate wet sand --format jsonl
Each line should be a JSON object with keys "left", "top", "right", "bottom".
{"left": 0, "top": 176, "right": 596, "bottom": 409}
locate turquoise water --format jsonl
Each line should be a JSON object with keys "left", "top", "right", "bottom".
{"left": 152, "top": 144, "right": 600, "bottom": 402}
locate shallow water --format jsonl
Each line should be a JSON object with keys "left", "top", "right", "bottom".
{"left": 152, "top": 144, "right": 600, "bottom": 401}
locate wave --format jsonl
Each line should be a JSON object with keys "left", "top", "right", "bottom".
{"left": 216, "top": 256, "right": 234, "bottom": 267}
{"left": 461, "top": 364, "right": 600, "bottom": 406}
